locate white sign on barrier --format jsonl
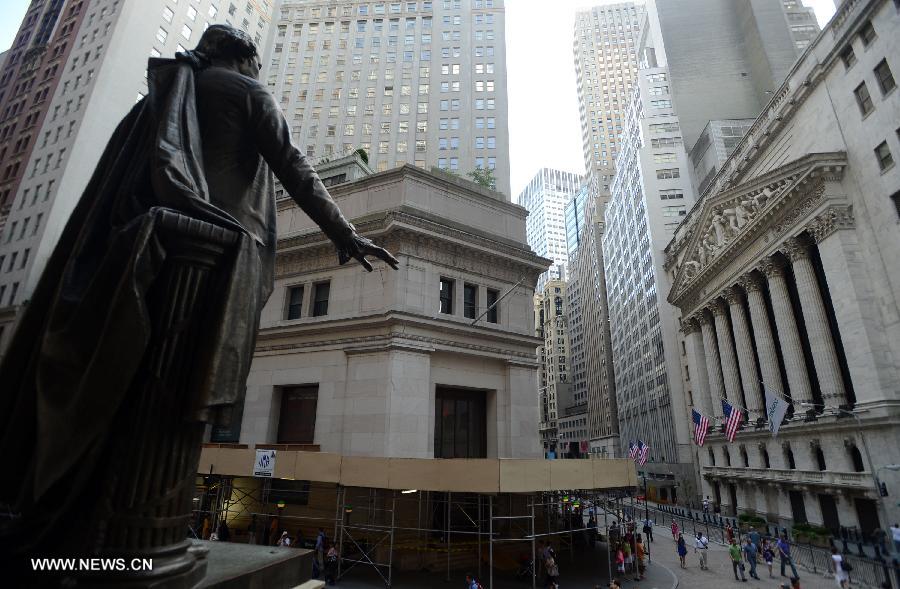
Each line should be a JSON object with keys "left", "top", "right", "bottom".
{"left": 254, "top": 449, "right": 276, "bottom": 477}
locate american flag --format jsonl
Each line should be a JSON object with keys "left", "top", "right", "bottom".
{"left": 692, "top": 409, "right": 710, "bottom": 446}
{"left": 628, "top": 441, "right": 638, "bottom": 459}
{"left": 722, "top": 399, "right": 744, "bottom": 442}
{"left": 638, "top": 440, "right": 650, "bottom": 466}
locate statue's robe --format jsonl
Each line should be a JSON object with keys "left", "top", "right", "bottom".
{"left": 0, "top": 55, "right": 357, "bottom": 553}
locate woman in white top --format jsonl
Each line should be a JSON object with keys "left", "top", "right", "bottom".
{"left": 831, "top": 546, "right": 849, "bottom": 588}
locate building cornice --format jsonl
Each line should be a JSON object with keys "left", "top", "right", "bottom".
{"left": 666, "top": 153, "right": 848, "bottom": 313}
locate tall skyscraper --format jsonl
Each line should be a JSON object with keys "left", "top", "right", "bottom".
{"left": 266, "top": 0, "right": 511, "bottom": 198}
{"left": 566, "top": 181, "right": 619, "bottom": 457}
{"left": 573, "top": 2, "right": 646, "bottom": 193}
{"left": 0, "top": 0, "right": 276, "bottom": 352}
{"left": 517, "top": 167, "right": 580, "bottom": 290}
{"left": 782, "top": 0, "right": 823, "bottom": 52}
{"left": 601, "top": 0, "right": 804, "bottom": 501}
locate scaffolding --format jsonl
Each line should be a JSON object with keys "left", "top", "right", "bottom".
{"left": 193, "top": 449, "right": 640, "bottom": 588}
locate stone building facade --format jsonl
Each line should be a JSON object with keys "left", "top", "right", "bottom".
{"left": 228, "top": 162, "right": 548, "bottom": 459}
{"left": 665, "top": 0, "right": 900, "bottom": 534}
{"left": 535, "top": 279, "right": 572, "bottom": 457}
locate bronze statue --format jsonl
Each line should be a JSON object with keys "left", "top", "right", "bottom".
{"left": 0, "top": 25, "right": 397, "bottom": 585}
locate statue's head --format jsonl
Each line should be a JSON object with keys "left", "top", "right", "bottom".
{"left": 195, "top": 24, "right": 261, "bottom": 79}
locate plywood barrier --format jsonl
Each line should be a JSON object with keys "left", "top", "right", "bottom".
{"left": 198, "top": 448, "right": 637, "bottom": 493}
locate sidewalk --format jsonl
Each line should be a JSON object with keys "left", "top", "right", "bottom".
{"left": 643, "top": 528, "right": 842, "bottom": 589}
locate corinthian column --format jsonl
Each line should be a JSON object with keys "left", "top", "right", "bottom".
{"left": 699, "top": 312, "right": 726, "bottom": 418}
{"left": 782, "top": 237, "right": 847, "bottom": 405}
{"left": 684, "top": 316, "right": 713, "bottom": 416}
{"left": 710, "top": 299, "right": 743, "bottom": 409}
{"left": 760, "top": 257, "right": 813, "bottom": 404}
{"left": 724, "top": 286, "right": 763, "bottom": 415}
{"left": 739, "top": 273, "right": 785, "bottom": 406}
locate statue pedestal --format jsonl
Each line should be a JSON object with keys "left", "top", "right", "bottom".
{"left": 197, "top": 542, "right": 314, "bottom": 588}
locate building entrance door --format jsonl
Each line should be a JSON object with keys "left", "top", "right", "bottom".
{"left": 789, "top": 491, "right": 807, "bottom": 524}
{"left": 818, "top": 494, "right": 840, "bottom": 533}
{"left": 854, "top": 498, "right": 879, "bottom": 538}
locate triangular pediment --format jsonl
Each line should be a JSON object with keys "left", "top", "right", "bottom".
{"left": 667, "top": 152, "right": 846, "bottom": 309}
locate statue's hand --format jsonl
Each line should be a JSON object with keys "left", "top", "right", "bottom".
{"left": 338, "top": 234, "right": 400, "bottom": 272}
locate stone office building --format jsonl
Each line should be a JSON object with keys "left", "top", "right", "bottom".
{"left": 665, "top": 0, "right": 900, "bottom": 534}
{"left": 215, "top": 159, "right": 549, "bottom": 459}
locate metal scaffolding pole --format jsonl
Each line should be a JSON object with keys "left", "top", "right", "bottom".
{"left": 489, "top": 496, "right": 494, "bottom": 589}
{"left": 478, "top": 494, "right": 483, "bottom": 581}
{"left": 388, "top": 492, "right": 396, "bottom": 589}
{"left": 531, "top": 500, "right": 536, "bottom": 589}
{"left": 446, "top": 491, "right": 452, "bottom": 582}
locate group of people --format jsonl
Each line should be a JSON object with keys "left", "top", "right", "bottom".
{"left": 613, "top": 533, "right": 647, "bottom": 582}
{"left": 672, "top": 526, "right": 803, "bottom": 584}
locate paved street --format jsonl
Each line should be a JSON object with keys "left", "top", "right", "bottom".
{"left": 641, "top": 527, "right": 842, "bottom": 589}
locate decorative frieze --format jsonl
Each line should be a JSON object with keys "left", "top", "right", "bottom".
{"left": 808, "top": 205, "right": 855, "bottom": 243}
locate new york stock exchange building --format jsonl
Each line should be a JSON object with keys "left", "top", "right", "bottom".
{"left": 664, "top": 0, "right": 899, "bottom": 538}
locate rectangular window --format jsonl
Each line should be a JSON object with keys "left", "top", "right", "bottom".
{"left": 875, "top": 141, "right": 894, "bottom": 171}
{"left": 463, "top": 283, "right": 477, "bottom": 319}
{"left": 434, "top": 387, "right": 486, "bottom": 458}
{"left": 859, "top": 20, "right": 876, "bottom": 46}
{"left": 840, "top": 45, "right": 856, "bottom": 69}
{"left": 486, "top": 288, "right": 499, "bottom": 323}
{"left": 854, "top": 82, "right": 874, "bottom": 115}
{"left": 286, "top": 286, "right": 304, "bottom": 319}
{"left": 277, "top": 385, "right": 318, "bottom": 443}
{"left": 874, "top": 59, "right": 896, "bottom": 95}
{"left": 656, "top": 168, "right": 681, "bottom": 179}
{"left": 312, "top": 281, "right": 330, "bottom": 316}
{"left": 439, "top": 277, "right": 454, "bottom": 314}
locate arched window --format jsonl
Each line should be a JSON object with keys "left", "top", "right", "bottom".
{"left": 785, "top": 447, "right": 796, "bottom": 470}
{"left": 850, "top": 446, "right": 865, "bottom": 472}
{"left": 762, "top": 449, "right": 771, "bottom": 469}
{"left": 815, "top": 447, "right": 826, "bottom": 471}
{"left": 740, "top": 447, "right": 749, "bottom": 467}
{"left": 724, "top": 447, "right": 731, "bottom": 467}
{"left": 708, "top": 447, "right": 716, "bottom": 466}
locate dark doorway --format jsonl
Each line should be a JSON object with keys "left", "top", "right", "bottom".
{"left": 854, "top": 498, "right": 879, "bottom": 539}
{"left": 729, "top": 485, "right": 739, "bottom": 516}
{"left": 277, "top": 385, "right": 319, "bottom": 444}
{"left": 434, "top": 387, "right": 486, "bottom": 458}
{"left": 789, "top": 490, "right": 808, "bottom": 524}
{"left": 819, "top": 495, "right": 840, "bottom": 534}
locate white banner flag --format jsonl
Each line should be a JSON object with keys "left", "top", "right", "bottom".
{"left": 764, "top": 384, "right": 789, "bottom": 438}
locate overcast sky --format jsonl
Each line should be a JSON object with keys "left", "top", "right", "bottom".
{"left": 1, "top": 0, "right": 836, "bottom": 198}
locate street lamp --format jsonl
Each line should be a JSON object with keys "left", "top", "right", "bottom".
{"left": 800, "top": 403, "right": 888, "bottom": 531}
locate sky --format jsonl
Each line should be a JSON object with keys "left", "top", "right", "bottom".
{"left": 0, "top": 0, "right": 836, "bottom": 198}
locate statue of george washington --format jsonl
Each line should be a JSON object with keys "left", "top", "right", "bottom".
{"left": 0, "top": 25, "right": 397, "bottom": 585}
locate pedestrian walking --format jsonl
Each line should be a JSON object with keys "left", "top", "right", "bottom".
{"left": 749, "top": 527, "right": 761, "bottom": 560}
{"left": 763, "top": 539, "right": 776, "bottom": 578}
{"left": 891, "top": 523, "right": 900, "bottom": 554}
{"left": 315, "top": 527, "right": 327, "bottom": 577}
{"left": 465, "top": 572, "right": 482, "bottom": 589}
{"left": 703, "top": 496, "right": 710, "bottom": 514}
{"left": 677, "top": 533, "right": 688, "bottom": 568}
{"left": 778, "top": 534, "right": 800, "bottom": 579}
{"left": 730, "top": 538, "right": 748, "bottom": 582}
{"left": 635, "top": 534, "right": 646, "bottom": 580}
{"left": 831, "top": 547, "right": 849, "bottom": 589}
{"left": 247, "top": 514, "right": 258, "bottom": 544}
{"left": 616, "top": 544, "right": 626, "bottom": 577}
{"left": 643, "top": 517, "right": 654, "bottom": 542}
{"left": 743, "top": 537, "right": 760, "bottom": 580}
{"left": 695, "top": 532, "right": 710, "bottom": 570}
{"left": 324, "top": 543, "right": 339, "bottom": 586}
{"left": 544, "top": 554, "right": 559, "bottom": 588}
{"left": 671, "top": 520, "right": 680, "bottom": 540}
{"left": 276, "top": 531, "right": 291, "bottom": 547}
{"left": 623, "top": 539, "right": 633, "bottom": 574}
{"left": 726, "top": 522, "right": 735, "bottom": 544}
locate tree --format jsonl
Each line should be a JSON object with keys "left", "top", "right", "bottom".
{"left": 467, "top": 166, "right": 496, "bottom": 190}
